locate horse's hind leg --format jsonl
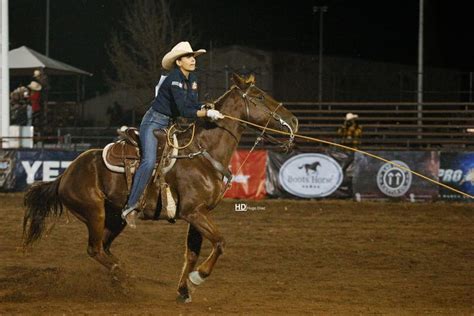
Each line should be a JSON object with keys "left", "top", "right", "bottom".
{"left": 102, "top": 209, "right": 126, "bottom": 263}
{"left": 177, "top": 224, "right": 203, "bottom": 303}
{"left": 83, "top": 202, "right": 120, "bottom": 271}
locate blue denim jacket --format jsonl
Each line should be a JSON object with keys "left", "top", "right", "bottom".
{"left": 151, "top": 68, "right": 202, "bottom": 118}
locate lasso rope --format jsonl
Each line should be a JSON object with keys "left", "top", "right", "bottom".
{"left": 222, "top": 114, "right": 474, "bottom": 200}
{"left": 167, "top": 123, "right": 196, "bottom": 149}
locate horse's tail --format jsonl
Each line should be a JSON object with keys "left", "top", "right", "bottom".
{"left": 22, "top": 176, "right": 63, "bottom": 246}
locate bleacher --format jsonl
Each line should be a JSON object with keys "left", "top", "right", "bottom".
{"left": 239, "top": 102, "right": 474, "bottom": 151}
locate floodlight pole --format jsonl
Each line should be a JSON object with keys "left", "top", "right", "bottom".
{"left": 45, "top": 0, "right": 50, "bottom": 56}
{"left": 417, "top": 0, "right": 424, "bottom": 139}
{"left": 313, "top": 6, "right": 327, "bottom": 104}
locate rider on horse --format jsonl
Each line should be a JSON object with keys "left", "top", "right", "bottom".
{"left": 121, "top": 41, "right": 225, "bottom": 228}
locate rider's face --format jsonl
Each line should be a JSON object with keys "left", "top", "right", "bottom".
{"left": 176, "top": 54, "right": 196, "bottom": 75}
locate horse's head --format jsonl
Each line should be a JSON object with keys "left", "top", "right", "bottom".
{"left": 224, "top": 73, "right": 299, "bottom": 151}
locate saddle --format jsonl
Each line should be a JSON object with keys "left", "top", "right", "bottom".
{"left": 102, "top": 127, "right": 178, "bottom": 221}
{"left": 103, "top": 127, "right": 168, "bottom": 172}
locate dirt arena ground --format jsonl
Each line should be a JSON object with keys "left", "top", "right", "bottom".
{"left": 0, "top": 193, "right": 472, "bottom": 315}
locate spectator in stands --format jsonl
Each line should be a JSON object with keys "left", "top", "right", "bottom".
{"left": 10, "top": 85, "right": 29, "bottom": 125}
{"left": 338, "top": 112, "right": 362, "bottom": 148}
{"left": 27, "top": 81, "right": 42, "bottom": 127}
{"left": 32, "top": 69, "right": 48, "bottom": 87}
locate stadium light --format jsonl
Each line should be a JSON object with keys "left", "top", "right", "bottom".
{"left": 313, "top": 6, "right": 328, "bottom": 104}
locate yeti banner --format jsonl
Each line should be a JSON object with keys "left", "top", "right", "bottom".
{"left": 353, "top": 151, "right": 439, "bottom": 201}
{"left": 439, "top": 152, "right": 474, "bottom": 201}
{"left": 13, "top": 150, "right": 82, "bottom": 191}
{"left": 266, "top": 150, "right": 350, "bottom": 198}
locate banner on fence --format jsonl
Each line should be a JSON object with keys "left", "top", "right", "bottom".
{"left": 353, "top": 151, "right": 439, "bottom": 200}
{"left": 13, "top": 150, "right": 82, "bottom": 191}
{"left": 439, "top": 152, "right": 474, "bottom": 201}
{"left": 224, "top": 150, "right": 267, "bottom": 200}
{"left": 266, "top": 150, "right": 350, "bottom": 198}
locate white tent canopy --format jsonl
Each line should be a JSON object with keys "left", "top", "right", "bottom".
{"left": 8, "top": 45, "right": 92, "bottom": 76}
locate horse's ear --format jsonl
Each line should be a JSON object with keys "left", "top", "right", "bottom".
{"left": 232, "top": 73, "right": 247, "bottom": 90}
{"left": 245, "top": 74, "right": 256, "bottom": 84}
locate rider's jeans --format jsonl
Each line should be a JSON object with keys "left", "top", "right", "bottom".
{"left": 126, "top": 108, "right": 170, "bottom": 208}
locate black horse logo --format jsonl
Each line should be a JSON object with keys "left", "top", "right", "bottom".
{"left": 298, "top": 161, "right": 321, "bottom": 175}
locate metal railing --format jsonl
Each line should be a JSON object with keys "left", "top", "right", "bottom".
{"left": 2, "top": 102, "right": 473, "bottom": 152}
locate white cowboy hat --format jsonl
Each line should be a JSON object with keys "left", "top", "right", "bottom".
{"left": 161, "top": 41, "right": 206, "bottom": 70}
{"left": 345, "top": 112, "right": 358, "bottom": 120}
{"left": 27, "top": 81, "right": 42, "bottom": 91}
{"left": 118, "top": 125, "right": 128, "bottom": 133}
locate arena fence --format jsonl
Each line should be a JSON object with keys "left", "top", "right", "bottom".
{"left": 239, "top": 102, "right": 474, "bottom": 151}
{"left": 0, "top": 148, "right": 472, "bottom": 203}
{"left": 1, "top": 101, "right": 473, "bottom": 152}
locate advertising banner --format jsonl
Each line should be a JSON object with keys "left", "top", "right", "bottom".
{"left": 224, "top": 150, "right": 267, "bottom": 200}
{"left": 14, "top": 149, "right": 82, "bottom": 191}
{"left": 353, "top": 151, "right": 439, "bottom": 200}
{"left": 0, "top": 149, "right": 17, "bottom": 191}
{"left": 439, "top": 152, "right": 474, "bottom": 201}
{"left": 266, "top": 150, "right": 349, "bottom": 198}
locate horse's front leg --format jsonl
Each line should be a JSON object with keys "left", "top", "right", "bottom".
{"left": 180, "top": 206, "right": 225, "bottom": 300}
{"left": 177, "top": 224, "right": 203, "bottom": 303}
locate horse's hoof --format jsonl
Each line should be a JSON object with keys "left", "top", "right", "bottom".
{"left": 176, "top": 294, "right": 192, "bottom": 304}
{"left": 110, "top": 265, "right": 127, "bottom": 281}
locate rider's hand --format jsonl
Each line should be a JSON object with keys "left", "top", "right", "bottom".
{"left": 201, "top": 103, "right": 215, "bottom": 110}
{"left": 206, "top": 109, "right": 224, "bottom": 121}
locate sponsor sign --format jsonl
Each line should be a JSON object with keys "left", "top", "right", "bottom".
{"left": 353, "top": 151, "right": 439, "bottom": 200}
{"left": 224, "top": 150, "right": 267, "bottom": 200}
{"left": 276, "top": 153, "right": 343, "bottom": 198}
{"left": 376, "top": 160, "right": 412, "bottom": 197}
{"left": 439, "top": 152, "right": 474, "bottom": 201}
{"left": 14, "top": 150, "right": 82, "bottom": 190}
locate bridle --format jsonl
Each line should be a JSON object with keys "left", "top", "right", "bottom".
{"left": 238, "top": 84, "right": 295, "bottom": 152}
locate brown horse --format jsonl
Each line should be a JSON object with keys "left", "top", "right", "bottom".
{"left": 22, "top": 73, "right": 299, "bottom": 303}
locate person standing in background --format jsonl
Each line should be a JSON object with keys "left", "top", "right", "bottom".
{"left": 27, "top": 81, "right": 42, "bottom": 127}
{"left": 338, "top": 112, "right": 362, "bottom": 148}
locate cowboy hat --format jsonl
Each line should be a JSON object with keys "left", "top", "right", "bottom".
{"left": 33, "top": 69, "right": 41, "bottom": 78}
{"left": 345, "top": 112, "right": 358, "bottom": 120}
{"left": 161, "top": 41, "right": 206, "bottom": 70}
{"left": 27, "top": 81, "right": 42, "bottom": 91}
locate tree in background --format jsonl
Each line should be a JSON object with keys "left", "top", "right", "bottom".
{"left": 107, "top": 0, "right": 196, "bottom": 124}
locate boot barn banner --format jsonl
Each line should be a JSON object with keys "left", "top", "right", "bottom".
{"left": 439, "top": 152, "right": 474, "bottom": 201}
{"left": 266, "top": 150, "right": 352, "bottom": 199}
{"left": 0, "top": 149, "right": 82, "bottom": 191}
{"left": 352, "top": 151, "right": 439, "bottom": 201}
{"left": 224, "top": 150, "right": 267, "bottom": 200}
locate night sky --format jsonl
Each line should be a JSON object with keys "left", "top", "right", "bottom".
{"left": 9, "top": 0, "right": 474, "bottom": 96}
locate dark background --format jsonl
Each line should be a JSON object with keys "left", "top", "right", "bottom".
{"left": 9, "top": 0, "right": 474, "bottom": 96}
